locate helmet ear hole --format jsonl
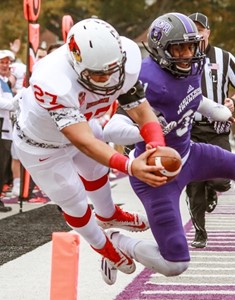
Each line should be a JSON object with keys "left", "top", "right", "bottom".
{"left": 66, "top": 18, "right": 126, "bottom": 95}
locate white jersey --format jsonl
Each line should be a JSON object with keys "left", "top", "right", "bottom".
{"left": 11, "top": 62, "right": 26, "bottom": 92}
{"left": 17, "top": 37, "right": 141, "bottom": 147}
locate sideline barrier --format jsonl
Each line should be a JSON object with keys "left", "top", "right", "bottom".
{"left": 50, "top": 232, "right": 80, "bottom": 300}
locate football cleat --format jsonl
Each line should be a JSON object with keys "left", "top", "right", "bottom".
{"left": 100, "top": 230, "right": 119, "bottom": 285}
{"left": 101, "top": 257, "right": 118, "bottom": 285}
{"left": 95, "top": 205, "right": 149, "bottom": 232}
{"left": 191, "top": 231, "right": 207, "bottom": 248}
{"left": 92, "top": 232, "right": 135, "bottom": 275}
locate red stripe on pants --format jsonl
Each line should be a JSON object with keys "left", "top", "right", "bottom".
{"left": 79, "top": 173, "right": 108, "bottom": 191}
{"left": 63, "top": 205, "right": 92, "bottom": 227}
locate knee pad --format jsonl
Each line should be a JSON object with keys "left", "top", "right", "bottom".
{"left": 134, "top": 240, "right": 189, "bottom": 277}
{"left": 164, "top": 260, "right": 189, "bottom": 276}
{"left": 166, "top": 234, "right": 189, "bottom": 262}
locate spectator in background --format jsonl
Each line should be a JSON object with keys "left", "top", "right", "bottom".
{"left": 35, "top": 46, "right": 47, "bottom": 62}
{"left": 9, "top": 61, "right": 26, "bottom": 95}
{"left": 2, "top": 39, "right": 26, "bottom": 198}
{"left": 186, "top": 12, "right": 235, "bottom": 248}
{"left": 47, "top": 42, "right": 63, "bottom": 54}
{"left": 0, "top": 50, "right": 16, "bottom": 212}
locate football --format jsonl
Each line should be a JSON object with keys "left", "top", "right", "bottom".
{"left": 147, "top": 146, "right": 182, "bottom": 182}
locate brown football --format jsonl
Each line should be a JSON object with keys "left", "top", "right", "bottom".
{"left": 147, "top": 146, "right": 182, "bottom": 182}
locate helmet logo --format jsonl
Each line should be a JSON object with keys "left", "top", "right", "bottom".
{"left": 153, "top": 20, "right": 172, "bottom": 40}
{"left": 68, "top": 35, "right": 82, "bottom": 62}
{"left": 151, "top": 27, "right": 162, "bottom": 43}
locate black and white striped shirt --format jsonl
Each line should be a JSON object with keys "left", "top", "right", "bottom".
{"left": 194, "top": 44, "right": 235, "bottom": 121}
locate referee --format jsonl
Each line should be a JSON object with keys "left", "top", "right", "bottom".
{"left": 186, "top": 12, "right": 235, "bottom": 248}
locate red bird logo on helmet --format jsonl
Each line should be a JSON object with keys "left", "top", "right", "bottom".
{"left": 68, "top": 35, "right": 82, "bottom": 62}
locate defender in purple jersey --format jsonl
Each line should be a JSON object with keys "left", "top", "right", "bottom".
{"left": 101, "top": 12, "right": 235, "bottom": 285}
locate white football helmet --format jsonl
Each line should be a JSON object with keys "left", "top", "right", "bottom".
{"left": 67, "top": 18, "right": 126, "bottom": 95}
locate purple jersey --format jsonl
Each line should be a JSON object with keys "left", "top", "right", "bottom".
{"left": 129, "top": 57, "right": 235, "bottom": 263}
{"left": 136, "top": 57, "right": 202, "bottom": 158}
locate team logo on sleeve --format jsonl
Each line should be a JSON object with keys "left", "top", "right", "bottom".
{"left": 68, "top": 35, "right": 82, "bottom": 62}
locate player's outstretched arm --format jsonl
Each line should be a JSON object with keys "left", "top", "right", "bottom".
{"left": 62, "top": 121, "right": 167, "bottom": 187}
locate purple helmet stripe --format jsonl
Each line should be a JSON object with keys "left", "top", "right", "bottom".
{"left": 174, "top": 12, "right": 194, "bottom": 33}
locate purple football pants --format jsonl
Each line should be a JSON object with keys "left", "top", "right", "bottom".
{"left": 130, "top": 142, "right": 235, "bottom": 262}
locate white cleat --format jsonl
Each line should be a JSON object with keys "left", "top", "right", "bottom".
{"left": 101, "top": 257, "right": 118, "bottom": 285}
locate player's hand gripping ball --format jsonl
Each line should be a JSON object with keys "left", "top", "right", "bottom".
{"left": 147, "top": 146, "right": 182, "bottom": 182}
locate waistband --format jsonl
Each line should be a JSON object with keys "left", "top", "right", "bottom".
{"left": 15, "top": 121, "right": 69, "bottom": 149}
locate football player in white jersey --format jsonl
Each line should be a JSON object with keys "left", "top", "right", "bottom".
{"left": 13, "top": 18, "right": 167, "bottom": 274}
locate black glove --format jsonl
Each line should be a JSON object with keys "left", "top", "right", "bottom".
{"left": 157, "top": 115, "right": 177, "bottom": 136}
{"left": 213, "top": 121, "right": 231, "bottom": 134}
